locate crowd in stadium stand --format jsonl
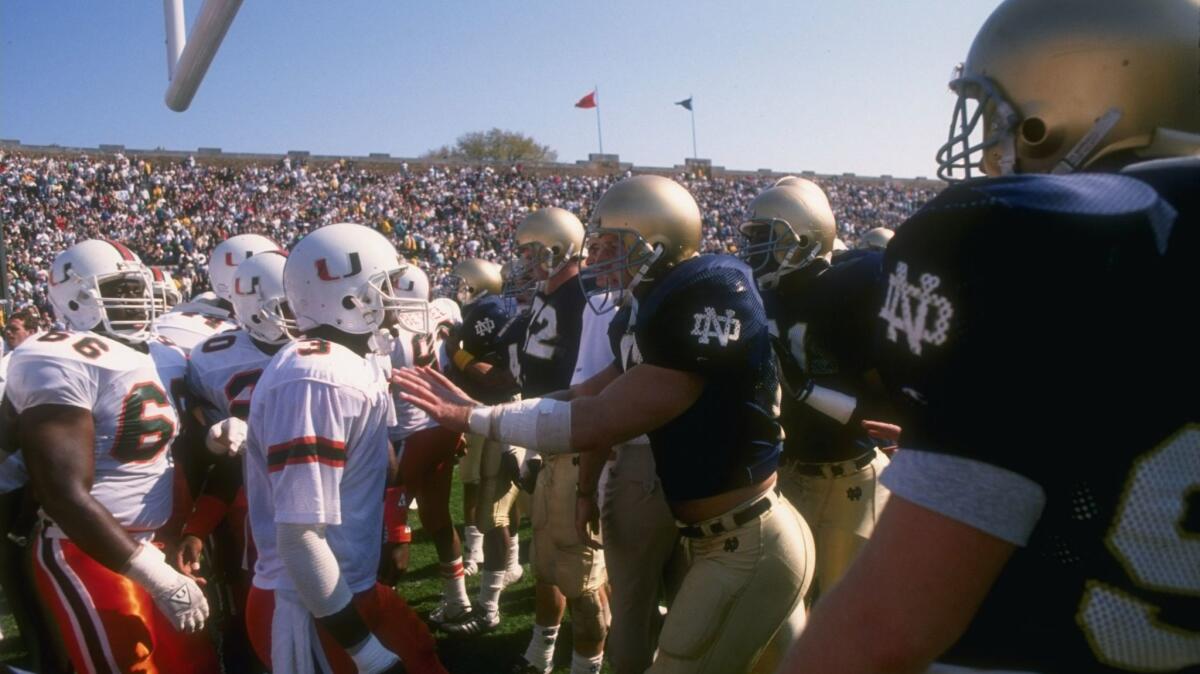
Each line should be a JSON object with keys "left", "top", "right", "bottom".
{"left": 0, "top": 149, "right": 939, "bottom": 327}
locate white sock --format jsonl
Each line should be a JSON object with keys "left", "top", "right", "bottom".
{"left": 463, "top": 525, "right": 484, "bottom": 563}
{"left": 570, "top": 651, "right": 603, "bottom": 674}
{"left": 523, "top": 623, "right": 559, "bottom": 672}
{"left": 508, "top": 532, "right": 520, "bottom": 567}
{"left": 477, "top": 569, "right": 506, "bottom": 616}
{"left": 439, "top": 557, "right": 470, "bottom": 609}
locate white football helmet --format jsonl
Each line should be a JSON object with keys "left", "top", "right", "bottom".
{"left": 48, "top": 239, "right": 156, "bottom": 342}
{"left": 392, "top": 263, "right": 433, "bottom": 335}
{"left": 229, "top": 251, "right": 296, "bottom": 344}
{"left": 284, "top": 223, "right": 429, "bottom": 335}
{"left": 208, "top": 234, "right": 280, "bottom": 303}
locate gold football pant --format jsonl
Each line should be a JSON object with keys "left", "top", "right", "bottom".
{"left": 648, "top": 489, "right": 815, "bottom": 674}
{"left": 779, "top": 449, "right": 891, "bottom": 597}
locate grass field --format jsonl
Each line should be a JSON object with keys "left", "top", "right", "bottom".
{"left": 0, "top": 469, "right": 613, "bottom": 673}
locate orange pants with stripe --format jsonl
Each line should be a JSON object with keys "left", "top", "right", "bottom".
{"left": 32, "top": 533, "right": 218, "bottom": 674}
{"left": 246, "top": 583, "right": 447, "bottom": 674}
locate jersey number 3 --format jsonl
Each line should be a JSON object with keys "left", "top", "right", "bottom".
{"left": 1079, "top": 424, "right": 1200, "bottom": 670}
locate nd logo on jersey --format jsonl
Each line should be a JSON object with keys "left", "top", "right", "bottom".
{"left": 691, "top": 307, "right": 742, "bottom": 346}
{"left": 879, "top": 261, "right": 954, "bottom": 356}
{"left": 474, "top": 317, "right": 496, "bottom": 337}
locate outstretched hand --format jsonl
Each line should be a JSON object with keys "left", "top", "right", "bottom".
{"left": 391, "top": 366, "right": 480, "bottom": 434}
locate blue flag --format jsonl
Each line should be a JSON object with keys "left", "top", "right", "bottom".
{"left": 675, "top": 97, "right": 693, "bottom": 111}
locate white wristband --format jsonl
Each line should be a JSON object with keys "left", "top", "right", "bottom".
{"left": 804, "top": 384, "right": 857, "bottom": 425}
{"left": 472, "top": 398, "right": 573, "bottom": 453}
{"left": 468, "top": 406, "right": 494, "bottom": 437}
{"left": 348, "top": 634, "right": 400, "bottom": 673}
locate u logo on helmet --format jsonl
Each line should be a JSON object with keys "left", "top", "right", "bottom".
{"left": 314, "top": 252, "right": 363, "bottom": 281}
{"left": 224, "top": 251, "right": 252, "bottom": 267}
{"left": 234, "top": 276, "right": 260, "bottom": 296}
{"left": 50, "top": 262, "right": 73, "bottom": 286}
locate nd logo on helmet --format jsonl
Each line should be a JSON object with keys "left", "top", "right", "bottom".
{"left": 314, "top": 253, "right": 363, "bottom": 281}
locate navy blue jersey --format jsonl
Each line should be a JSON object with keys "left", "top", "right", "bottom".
{"left": 450, "top": 295, "right": 518, "bottom": 402}
{"left": 762, "top": 251, "right": 889, "bottom": 462}
{"left": 615, "top": 255, "right": 784, "bottom": 502}
{"left": 517, "top": 280, "right": 587, "bottom": 397}
{"left": 877, "top": 168, "right": 1199, "bottom": 673}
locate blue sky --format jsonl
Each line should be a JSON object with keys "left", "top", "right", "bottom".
{"left": 1, "top": 1, "right": 1000, "bottom": 178}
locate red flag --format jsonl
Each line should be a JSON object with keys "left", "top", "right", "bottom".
{"left": 574, "top": 90, "right": 597, "bottom": 109}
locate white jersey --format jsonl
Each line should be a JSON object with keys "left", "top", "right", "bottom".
{"left": 153, "top": 305, "right": 238, "bottom": 354}
{"left": 187, "top": 329, "right": 275, "bottom": 425}
{"left": 148, "top": 335, "right": 189, "bottom": 415}
{"left": 246, "top": 338, "right": 396, "bottom": 593}
{"left": 5, "top": 331, "right": 177, "bottom": 532}
{"left": 387, "top": 327, "right": 444, "bottom": 441}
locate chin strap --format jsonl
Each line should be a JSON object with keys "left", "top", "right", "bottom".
{"left": 1052, "top": 107, "right": 1123, "bottom": 175}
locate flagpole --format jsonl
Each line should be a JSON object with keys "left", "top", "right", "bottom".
{"left": 689, "top": 95, "right": 697, "bottom": 159}
{"left": 595, "top": 84, "right": 604, "bottom": 154}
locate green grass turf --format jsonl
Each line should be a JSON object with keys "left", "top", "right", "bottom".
{"left": 0, "top": 468, "right": 612, "bottom": 673}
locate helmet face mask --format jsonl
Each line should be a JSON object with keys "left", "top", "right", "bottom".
{"left": 500, "top": 261, "right": 535, "bottom": 313}
{"left": 936, "top": 70, "right": 1022, "bottom": 181}
{"left": 737, "top": 183, "right": 835, "bottom": 289}
{"left": 579, "top": 228, "right": 661, "bottom": 313}
{"left": 382, "top": 267, "right": 433, "bottom": 336}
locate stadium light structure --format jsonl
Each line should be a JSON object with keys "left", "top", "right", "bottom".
{"left": 163, "top": 0, "right": 244, "bottom": 112}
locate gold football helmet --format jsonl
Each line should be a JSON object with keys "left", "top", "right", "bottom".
{"left": 514, "top": 207, "right": 585, "bottom": 280}
{"left": 861, "top": 227, "right": 894, "bottom": 251}
{"left": 448, "top": 258, "right": 503, "bottom": 306}
{"left": 582, "top": 175, "right": 702, "bottom": 304}
{"left": 937, "top": 0, "right": 1200, "bottom": 180}
{"left": 738, "top": 181, "right": 836, "bottom": 289}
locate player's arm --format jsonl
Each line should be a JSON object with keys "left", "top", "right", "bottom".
{"left": 20, "top": 404, "right": 209, "bottom": 632}
{"left": 19, "top": 405, "right": 134, "bottom": 568}
{"left": 269, "top": 381, "right": 402, "bottom": 673}
{"left": 778, "top": 495, "right": 1015, "bottom": 673}
{"left": 395, "top": 362, "right": 701, "bottom": 456}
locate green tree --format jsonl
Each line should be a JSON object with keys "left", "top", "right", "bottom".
{"left": 423, "top": 128, "right": 557, "bottom": 162}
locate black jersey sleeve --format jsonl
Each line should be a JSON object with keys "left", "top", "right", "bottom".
{"left": 637, "top": 257, "right": 769, "bottom": 377}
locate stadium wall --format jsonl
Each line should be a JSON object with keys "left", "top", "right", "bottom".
{"left": 0, "top": 140, "right": 945, "bottom": 190}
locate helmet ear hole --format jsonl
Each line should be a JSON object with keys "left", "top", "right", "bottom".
{"left": 68, "top": 300, "right": 79, "bottom": 311}
{"left": 342, "top": 296, "right": 356, "bottom": 310}
{"left": 1020, "top": 117, "right": 1047, "bottom": 144}
{"left": 796, "top": 234, "right": 810, "bottom": 248}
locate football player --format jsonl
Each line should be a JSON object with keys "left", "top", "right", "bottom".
{"left": 178, "top": 249, "right": 294, "bottom": 671}
{"left": 782, "top": 0, "right": 1200, "bottom": 671}
{"left": 738, "top": 180, "right": 894, "bottom": 596}
{"left": 7, "top": 239, "right": 217, "bottom": 673}
{"left": 488, "top": 207, "right": 614, "bottom": 674}
{"left": 396, "top": 175, "right": 816, "bottom": 673}
{"left": 440, "top": 259, "right": 513, "bottom": 580}
{"left": 242, "top": 223, "right": 445, "bottom": 674}
{"left": 153, "top": 234, "right": 278, "bottom": 352}
{"left": 573, "top": 293, "right": 684, "bottom": 674}
{"left": 381, "top": 265, "right": 476, "bottom": 631}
